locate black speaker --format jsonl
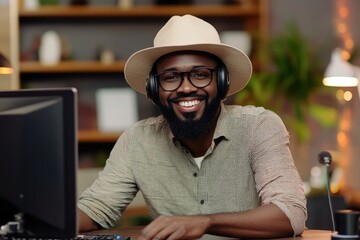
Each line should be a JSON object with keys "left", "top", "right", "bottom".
{"left": 146, "top": 64, "right": 230, "bottom": 104}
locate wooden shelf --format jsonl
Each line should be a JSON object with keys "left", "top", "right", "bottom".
{"left": 78, "top": 130, "right": 121, "bottom": 143}
{"left": 19, "top": 4, "right": 259, "bottom": 18}
{"left": 20, "top": 60, "right": 125, "bottom": 73}
{"left": 18, "top": 2, "right": 266, "bottom": 155}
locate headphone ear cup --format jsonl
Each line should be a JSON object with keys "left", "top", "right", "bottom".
{"left": 217, "top": 64, "right": 230, "bottom": 100}
{"left": 146, "top": 70, "right": 159, "bottom": 104}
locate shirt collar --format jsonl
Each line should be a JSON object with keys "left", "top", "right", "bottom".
{"left": 213, "top": 103, "right": 230, "bottom": 142}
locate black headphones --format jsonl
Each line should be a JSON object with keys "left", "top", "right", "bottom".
{"left": 146, "top": 64, "right": 230, "bottom": 104}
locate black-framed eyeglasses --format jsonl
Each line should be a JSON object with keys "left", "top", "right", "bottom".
{"left": 156, "top": 67, "right": 217, "bottom": 91}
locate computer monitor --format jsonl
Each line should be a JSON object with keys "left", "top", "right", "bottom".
{"left": 0, "top": 88, "right": 78, "bottom": 238}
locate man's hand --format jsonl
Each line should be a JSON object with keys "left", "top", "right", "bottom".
{"left": 137, "top": 205, "right": 295, "bottom": 239}
{"left": 138, "top": 215, "right": 211, "bottom": 240}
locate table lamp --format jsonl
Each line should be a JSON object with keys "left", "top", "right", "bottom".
{"left": 323, "top": 49, "right": 359, "bottom": 87}
{"left": 0, "top": 52, "right": 13, "bottom": 75}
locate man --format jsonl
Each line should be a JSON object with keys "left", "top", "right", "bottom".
{"left": 78, "top": 15, "right": 307, "bottom": 239}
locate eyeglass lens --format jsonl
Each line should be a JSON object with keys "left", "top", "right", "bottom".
{"left": 157, "top": 68, "right": 215, "bottom": 91}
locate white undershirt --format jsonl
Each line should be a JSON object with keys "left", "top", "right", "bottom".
{"left": 194, "top": 156, "right": 205, "bottom": 169}
{"left": 193, "top": 141, "right": 215, "bottom": 169}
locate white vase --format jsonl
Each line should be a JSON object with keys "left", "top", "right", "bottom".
{"left": 23, "top": 0, "right": 39, "bottom": 10}
{"left": 220, "top": 31, "right": 251, "bottom": 55}
{"left": 39, "top": 30, "right": 62, "bottom": 66}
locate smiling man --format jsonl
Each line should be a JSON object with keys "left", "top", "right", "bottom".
{"left": 77, "top": 15, "right": 307, "bottom": 239}
{"left": 156, "top": 51, "right": 222, "bottom": 151}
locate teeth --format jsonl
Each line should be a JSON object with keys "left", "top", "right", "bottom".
{"left": 179, "top": 100, "right": 200, "bottom": 107}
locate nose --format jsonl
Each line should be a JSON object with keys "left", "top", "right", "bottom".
{"left": 176, "top": 73, "right": 197, "bottom": 94}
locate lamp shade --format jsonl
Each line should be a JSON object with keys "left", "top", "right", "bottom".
{"left": 323, "top": 49, "right": 359, "bottom": 87}
{"left": 0, "top": 53, "right": 13, "bottom": 75}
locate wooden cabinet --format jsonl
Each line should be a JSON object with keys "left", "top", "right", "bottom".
{"left": 18, "top": 0, "right": 267, "bottom": 166}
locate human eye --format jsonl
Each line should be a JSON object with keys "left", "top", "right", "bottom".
{"left": 160, "top": 72, "right": 180, "bottom": 82}
{"left": 191, "top": 69, "right": 211, "bottom": 80}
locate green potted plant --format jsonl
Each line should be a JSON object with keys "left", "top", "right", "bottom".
{"left": 235, "top": 24, "right": 338, "bottom": 142}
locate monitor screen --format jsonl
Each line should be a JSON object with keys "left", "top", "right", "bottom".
{"left": 0, "top": 88, "right": 78, "bottom": 238}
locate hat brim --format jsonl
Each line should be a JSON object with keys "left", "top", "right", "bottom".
{"left": 124, "top": 43, "right": 252, "bottom": 97}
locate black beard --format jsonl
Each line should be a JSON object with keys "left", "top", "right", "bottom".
{"left": 158, "top": 94, "right": 221, "bottom": 140}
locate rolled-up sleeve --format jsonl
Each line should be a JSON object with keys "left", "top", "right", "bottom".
{"left": 250, "top": 110, "right": 307, "bottom": 236}
{"left": 78, "top": 128, "right": 138, "bottom": 228}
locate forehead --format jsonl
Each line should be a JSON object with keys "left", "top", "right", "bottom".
{"left": 155, "top": 51, "right": 219, "bottom": 68}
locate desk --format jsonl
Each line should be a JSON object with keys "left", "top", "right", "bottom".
{"left": 93, "top": 227, "right": 333, "bottom": 239}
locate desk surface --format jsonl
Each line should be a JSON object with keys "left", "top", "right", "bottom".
{"left": 94, "top": 226, "right": 334, "bottom": 240}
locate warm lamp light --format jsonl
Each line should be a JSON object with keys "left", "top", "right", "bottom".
{"left": 323, "top": 49, "right": 359, "bottom": 87}
{"left": 0, "top": 53, "right": 13, "bottom": 75}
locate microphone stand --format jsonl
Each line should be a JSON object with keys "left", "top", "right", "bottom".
{"left": 319, "top": 151, "right": 360, "bottom": 239}
{"left": 318, "top": 151, "right": 336, "bottom": 232}
{"left": 324, "top": 161, "right": 336, "bottom": 232}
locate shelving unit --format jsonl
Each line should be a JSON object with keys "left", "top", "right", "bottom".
{"left": 78, "top": 130, "right": 120, "bottom": 143}
{"left": 18, "top": 0, "right": 267, "bottom": 166}
{"left": 18, "top": 4, "right": 260, "bottom": 18}
{"left": 20, "top": 60, "right": 125, "bottom": 73}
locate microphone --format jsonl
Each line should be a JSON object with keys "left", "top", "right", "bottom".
{"left": 318, "top": 151, "right": 360, "bottom": 239}
{"left": 318, "top": 151, "right": 332, "bottom": 166}
{"left": 318, "top": 151, "right": 336, "bottom": 232}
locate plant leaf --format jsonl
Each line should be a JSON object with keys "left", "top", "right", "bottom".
{"left": 308, "top": 104, "right": 338, "bottom": 127}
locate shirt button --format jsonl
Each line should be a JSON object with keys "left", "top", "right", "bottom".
{"left": 200, "top": 200, "right": 204, "bottom": 204}
{"left": 193, "top": 172, "right": 197, "bottom": 177}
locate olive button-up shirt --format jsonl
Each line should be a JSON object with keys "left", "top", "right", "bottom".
{"left": 78, "top": 105, "right": 307, "bottom": 235}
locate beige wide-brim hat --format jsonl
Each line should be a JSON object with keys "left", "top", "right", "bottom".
{"left": 124, "top": 14, "right": 252, "bottom": 97}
